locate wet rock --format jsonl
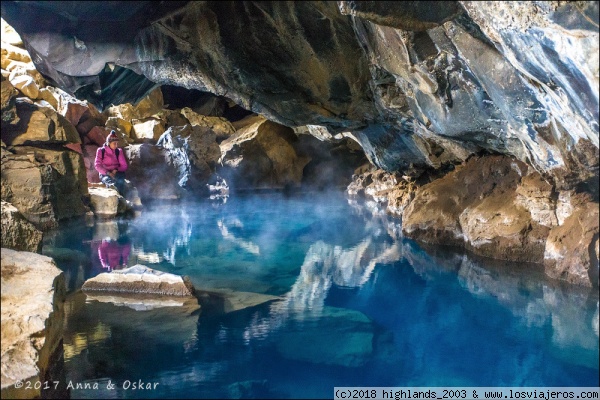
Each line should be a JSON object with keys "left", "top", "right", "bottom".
{"left": 275, "top": 306, "right": 374, "bottom": 367}
{"left": 84, "top": 293, "right": 198, "bottom": 312}
{"left": 1, "top": 146, "right": 88, "bottom": 229}
{"left": 219, "top": 116, "right": 310, "bottom": 191}
{"left": 402, "top": 156, "right": 549, "bottom": 262}
{"left": 544, "top": 201, "right": 599, "bottom": 287}
{"left": 0, "top": 249, "right": 65, "bottom": 397}
{"left": 82, "top": 264, "right": 195, "bottom": 297}
{"left": 1, "top": 200, "right": 42, "bottom": 252}
{"left": 198, "top": 289, "right": 281, "bottom": 314}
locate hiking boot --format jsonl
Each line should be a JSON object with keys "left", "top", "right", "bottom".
{"left": 106, "top": 183, "right": 118, "bottom": 192}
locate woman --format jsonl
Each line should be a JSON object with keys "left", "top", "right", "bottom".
{"left": 95, "top": 130, "right": 128, "bottom": 193}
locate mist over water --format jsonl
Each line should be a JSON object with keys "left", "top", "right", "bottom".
{"left": 45, "top": 192, "right": 599, "bottom": 399}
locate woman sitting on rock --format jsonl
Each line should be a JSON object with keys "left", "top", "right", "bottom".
{"left": 95, "top": 130, "right": 128, "bottom": 194}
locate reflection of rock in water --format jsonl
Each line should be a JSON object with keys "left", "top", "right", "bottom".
{"left": 455, "top": 256, "right": 599, "bottom": 369}
{"left": 62, "top": 291, "right": 200, "bottom": 386}
{"left": 266, "top": 238, "right": 402, "bottom": 319}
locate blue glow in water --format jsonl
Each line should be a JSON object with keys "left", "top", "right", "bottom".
{"left": 46, "top": 192, "right": 599, "bottom": 399}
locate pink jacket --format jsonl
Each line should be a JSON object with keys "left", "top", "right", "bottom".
{"left": 95, "top": 145, "right": 128, "bottom": 175}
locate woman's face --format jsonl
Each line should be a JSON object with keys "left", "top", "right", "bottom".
{"left": 109, "top": 141, "right": 118, "bottom": 150}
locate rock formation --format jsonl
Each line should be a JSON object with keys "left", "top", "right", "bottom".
{"left": 82, "top": 264, "right": 196, "bottom": 297}
{"left": 0, "top": 2, "right": 598, "bottom": 284}
{"left": 1, "top": 200, "right": 42, "bottom": 252}
{"left": 1, "top": 249, "right": 65, "bottom": 398}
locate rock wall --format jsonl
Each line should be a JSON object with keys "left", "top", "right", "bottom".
{"left": 0, "top": 3, "right": 598, "bottom": 283}
{"left": 1, "top": 1, "right": 596, "bottom": 195}
{"left": 1, "top": 249, "right": 66, "bottom": 398}
{"left": 349, "top": 155, "right": 599, "bottom": 287}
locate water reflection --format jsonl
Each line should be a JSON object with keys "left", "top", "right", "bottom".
{"left": 48, "top": 193, "right": 598, "bottom": 397}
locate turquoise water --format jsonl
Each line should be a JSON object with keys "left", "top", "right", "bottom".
{"left": 44, "top": 192, "right": 599, "bottom": 399}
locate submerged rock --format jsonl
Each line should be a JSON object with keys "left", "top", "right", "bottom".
{"left": 1, "top": 249, "right": 65, "bottom": 398}
{"left": 82, "top": 264, "right": 195, "bottom": 297}
{"left": 275, "top": 306, "right": 374, "bottom": 367}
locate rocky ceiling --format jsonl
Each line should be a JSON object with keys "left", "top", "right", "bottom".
{"left": 1, "top": 1, "right": 598, "bottom": 194}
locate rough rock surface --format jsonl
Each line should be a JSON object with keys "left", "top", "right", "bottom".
{"left": 219, "top": 116, "right": 310, "bottom": 191}
{"left": 156, "top": 124, "right": 221, "bottom": 191}
{"left": 1, "top": 249, "right": 65, "bottom": 397}
{"left": 1, "top": 146, "right": 88, "bottom": 229}
{"left": 82, "top": 264, "right": 195, "bottom": 296}
{"left": 401, "top": 156, "right": 550, "bottom": 263}
{"left": 544, "top": 201, "right": 599, "bottom": 287}
{"left": 2, "top": 1, "right": 596, "bottom": 193}
{"left": 125, "top": 143, "right": 183, "bottom": 200}
{"left": 3, "top": 100, "right": 81, "bottom": 146}
{"left": 1, "top": 200, "right": 42, "bottom": 252}
{"left": 88, "top": 186, "right": 121, "bottom": 219}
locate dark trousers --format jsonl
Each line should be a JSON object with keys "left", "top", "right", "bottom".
{"left": 100, "top": 172, "right": 126, "bottom": 194}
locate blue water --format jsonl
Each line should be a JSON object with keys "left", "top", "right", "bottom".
{"left": 45, "top": 192, "right": 599, "bottom": 399}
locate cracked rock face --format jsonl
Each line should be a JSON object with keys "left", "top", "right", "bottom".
{"left": 1, "top": 1, "right": 597, "bottom": 193}
{"left": 1, "top": 249, "right": 65, "bottom": 397}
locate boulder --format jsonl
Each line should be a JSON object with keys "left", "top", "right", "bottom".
{"left": 0, "top": 41, "right": 31, "bottom": 64}
{"left": 9, "top": 74, "right": 38, "bottom": 99}
{"left": 180, "top": 107, "right": 235, "bottom": 141}
{"left": 105, "top": 116, "right": 132, "bottom": 136}
{"left": 102, "top": 102, "right": 137, "bottom": 122}
{"left": 82, "top": 264, "right": 195, "bottom": 297}
{"left": 544, "top": 201, "right": 599, "bottom": 287}
{"left": 0, "top": 249, "right": 65, "bottom": 398}
{"left": 36, "top": 87, "right": 59, "bottom": 111}
{"left": 156, "top": 124, "right": 221, "bottom": 191}
{"left": 125, "top": 143, "right": 183, "bottom": 200}
{"left": 133, "top": 86, "right": 163, "bottom": 119}
{"left": 1, "top": 78, "right": 19, "bottom": 125}
{"left": 1, "top": 146, "right": 88, "bottom": 229}
{"left": 155, "top": 109, "right": 190, "bottom": 129}
{"left": 2, "top": 101, "right": 80, "bottom": 145}
{"left": 458, "top": 192, "right": 550, "bottom": 263}
{"left": 219, "top": 116, "right": 310, "bottom": 191}
{"left": 1, "top": 200, "right": 43, "bottom": 252}
{"left": 88, "top": 186, "right": 121, "bottom": 219}
{"left": 82, "top": 144, "right": 100, "bottom": 183}
{"left": 1, "top": 17, "right": 22, "bottom": 46}
{"left": 131, "top": 117, "right": 164, "bottom": 142}
{"left": 6, "top": 60, "right": 45, "bottom": 88}
{"left": 84, "top": 125, "right": 109, "bottom": 146}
